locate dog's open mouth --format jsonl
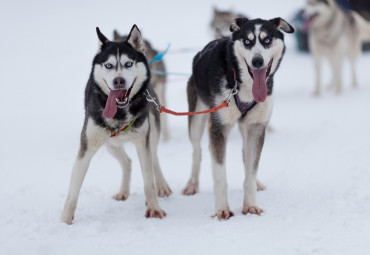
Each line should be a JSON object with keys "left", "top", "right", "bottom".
{"left": 114, "top": 88, "right": 132, "bottom": 108}
{"left": 305, "top": 13, "right": 319, "bottom": 30}
{"left": 103, "top": 79, "right": 135, "bottom": 119}
{"left": 245, "top": 58, "right": 273, "bottom": 102}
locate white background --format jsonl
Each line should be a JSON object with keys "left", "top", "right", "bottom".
{"left": 1, "top": 0, "right": 369, "bottom": 254}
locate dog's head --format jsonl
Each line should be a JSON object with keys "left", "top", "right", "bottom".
{"left": 93, "top": 25, "right": 149, "bottom": 119}
{"left": 113, "top": 30, "right": 157, "bottom": 60}
{"left": 230, "top": 18, "right": 294, "bottom": 102}
{"left": 211, "top": 7, "right": 245, "bottom": 39}
{"left": 305, "top": 0, "right": 335, "bottom": 28}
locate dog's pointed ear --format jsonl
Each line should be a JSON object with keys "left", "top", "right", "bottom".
{"left": 127, "top": 24, "right": 145, "bottom": 54}
{"left": 96, "top": 27, "right": 110, "bottom": 47}
{"left": 230, "top": 18, "right": 248, "bottom": 32}
{"left": 113, "top": 30, "right": 120, "bottom": 41}
{"left": 269, "top": 18, "right": 295, "bottom": 34}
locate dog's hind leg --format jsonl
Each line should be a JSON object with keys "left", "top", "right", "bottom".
{"left": 209, "top": 114, "right": 234, "bottom": 220}
{"left": 313, "top": 54, "right": 322, "bottom": 96}
{"left": 350, "top": 60, "right": 358, "bottom": 88}
{"left": 183, "top": 79, "right": 207, "bottom": 195}
{"left": 154, "top": 83, "right": 170, "bottom": 141}
{"left": 135, "top": 124, "right": 166, "bottom": 218}
{"left": 347, "top": 39, "right": 361, "bottom": 88}
{"left": 182, "top": 113, "right": 207, "bottom": 195}
{"left": 240, "top": 123, "right": 266, "bottom": 216}
{"left": 60, "top": 119, "right": 108, "bottom": 224}
{"left": 106, "top": 144, "right": 132, "bottom": 201}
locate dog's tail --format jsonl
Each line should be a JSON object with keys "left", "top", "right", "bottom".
{"left": 351, "top": 11, "right": 370, "bottom": 41}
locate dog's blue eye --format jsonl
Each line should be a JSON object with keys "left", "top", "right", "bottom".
{"left": 125, "top": 62, "right": 133, "bottom": 68}
{"left": 105, "top": 63, "right": 113, "bottom": 69}
{"left": 245, "top": 39, "right": 251, "bottom": 45}
{"left": 264, "top": 38, "right": 271, "bottom": 44}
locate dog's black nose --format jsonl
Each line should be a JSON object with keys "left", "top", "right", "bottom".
{"left": 113, "top": 77, "right": 125, "bottom": 88}
{"left": 252, "top": 56, "right": 264, "bottom": 69}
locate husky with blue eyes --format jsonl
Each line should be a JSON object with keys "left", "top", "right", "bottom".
{"left": 60, "top": 25, "right": 171, "bottom": 225}
{"left": 182, "top": 18, "right": 294, "bottom": 220}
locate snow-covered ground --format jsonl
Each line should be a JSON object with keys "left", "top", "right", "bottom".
{"left": 1, "top": 0, "right": 370, "bottom": 254}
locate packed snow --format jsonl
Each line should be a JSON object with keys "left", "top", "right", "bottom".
{"left": 0, "top": 0, "right": 369, "bottom": 254}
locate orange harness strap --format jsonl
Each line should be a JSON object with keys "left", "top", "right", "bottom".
{"left": 159, "top": 101, "right": 229, "bottom": 116}
{"left": 143, "top": 70, "right": 238, "bottom": 117}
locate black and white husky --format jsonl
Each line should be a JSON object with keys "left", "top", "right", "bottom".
{"left": 60, "top": 25, "right": 171, "bottom": 225}
{"left": 182, "top": 18, "right": 294, "bottom": 220}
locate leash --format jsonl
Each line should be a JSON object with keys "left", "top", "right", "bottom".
{"left": 104, "top": 118, "right": 136, "bottom": 137}
{"left": 148, "top": 44, "right": 171, "bottom": 66}
{"left": 144, "top": 89, "right": 234, "bottom": 116}
{"left": 151, "top": 70, "right": 191, "bottom": 77}
{"left": 167, "top": 47, "right": 200, "bottom": 54}
{"left": 143, "top": 71, "right": 240, "bottom": 116}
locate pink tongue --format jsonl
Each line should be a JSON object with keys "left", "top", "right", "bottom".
{"left": 252, "top": 67, "right": 268, "bottom": 102}
{"left": 304, "top": 18, "right": 311, "bottom": 31}
{"left": 103, "top": 90, "right": 126, "bottom": 119}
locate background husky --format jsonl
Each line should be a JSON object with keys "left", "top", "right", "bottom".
{"left": 113, "top": 30, "right": 170, "bottom": 141}
{"left": 211, "top": 7, "right": 248, "bottom": 39}
{"left": 305, "top": 0, "right": 370, "bottom": 95}
{"left": 60, "top": 25, "right": 171, "bottom": 225}
{"left": 183, "top": 17, "right": 294, "bottom": 220}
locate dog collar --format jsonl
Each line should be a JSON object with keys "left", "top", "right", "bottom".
{"left": 104, "top": 118, "right": 136, "bottom": 137}
{"left": 234, "top": 93, "right": 257, "bottom": 118}
{"left": 233, "top": 70, "right": 257, "bottom": 117}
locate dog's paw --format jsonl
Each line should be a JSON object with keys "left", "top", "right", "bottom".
{"left": 256, "top": 180, "right": 266, "bottom": 191}
{"left": 145, "top": 207, "right": 167, "bottom": 219}
{"left": 182, "top": 181, "right": 199, "bottom": 196}
{"left": 112, "top": 192, "right": 129, "bottom": 201}
{"left": 60, "top": 212, "right": 74, "bottom": 225}
{"left": 157, "top": 183, "right": 172, "bottom": 197}
{"left": 312, "top": 88, "right": 321, "bottom": 97}
{"left": 266, "top": 124, "right": 274, "bottom": 133}
{"left": 213, "top": 208, "right": 234, "bottom": 221}
{"left": 242, "top": 205, "right": 264, "bottom": 215}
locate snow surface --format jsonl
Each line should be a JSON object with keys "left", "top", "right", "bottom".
{"left": 1, "top": 0, "right": 370, "bottom": 254}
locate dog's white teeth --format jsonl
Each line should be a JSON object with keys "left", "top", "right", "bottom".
{"left": 115, "top": 98, "right": 120, "bottom": 103}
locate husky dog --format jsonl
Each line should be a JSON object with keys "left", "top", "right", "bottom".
{"left": 211, "top": 7, "right": 248, "bottom": 39}
{"left": 182, "top": 18, "right": 294, "bottom": 220}
{"left": 60, "top": 25, "right": 171, "bottom": 225}
{"left": 305, "top": 0, "right": 370, "bottom": 95}
{"left": 114, "top": 30, "right": 170, "bottom": 140}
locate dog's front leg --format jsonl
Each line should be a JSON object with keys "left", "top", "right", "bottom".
{"left": 209, "top": 116, "right": 234, "bottom": 220}
{"left": 328, "top": 54, "right": 343, "bottom": 94}
{"left": 135, "top": 128, "right": 166, "bottom": 218}
{"left": 313, "top": 54, "right": 322, "bottom": 96}
{"left": 60, "top": 119, "right": 107, "bottom": 224}
{"left": 241, "top": 123, "right": 266, "bottom": 215}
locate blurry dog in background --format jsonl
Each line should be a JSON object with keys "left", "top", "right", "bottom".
{"left": 210, "top": 7, "right": 248, "bottom": 39}
{"left": 114, "top": 30, "right": 170, "bottom": 140}
{"left": 305, "top": 0, "right": 370, "bottom": 95}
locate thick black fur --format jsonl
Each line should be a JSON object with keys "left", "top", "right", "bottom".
{"left": 191, "top": 18, "right": 287, "bottom": 109}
